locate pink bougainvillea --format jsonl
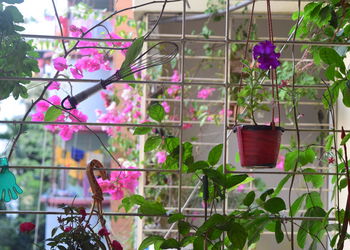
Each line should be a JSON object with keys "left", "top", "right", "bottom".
{"left": 197, "top": 88, "right": 216, "bottom": 99}
{"left": 155, "top": 151, "right": 167, "bottom": 164}
{"left": 161, "top": 101, "right": 170, "bottom": 113}
{"left": 53, "top": 57, "right": 68, "bottom": 71}
{"left": 48, "top": 81, "right": 61, "bottom": 90}
{"left": 276, "top": 155, "right": 285, "bottom": 170}
{"left": 97, "top": 160, "right": 141, "bottom": 200}
{"left": 32, "top": 94, "right": 88, "bottom": 141}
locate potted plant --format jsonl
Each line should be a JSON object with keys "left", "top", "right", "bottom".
{"left": 234, "top": 40, "right": 284, "bottom": 168}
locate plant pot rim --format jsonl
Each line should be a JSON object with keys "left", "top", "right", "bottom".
{"left": 233, "top": 125, "right": 284, "bottom": 132}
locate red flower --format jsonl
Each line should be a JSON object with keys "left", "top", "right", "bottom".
{"left": 279, "top": 80, "right": 288, "bottom": 88}
{"left": 98, "top": 227, "right": 110, "bottom": 237}
{"left": 328, "top": 157, "right": 335, "bottom": 164}
{"left": 111, "top": 240, "right": 123, "bottom": 250}
{"left": 79, "top": 208, "right": 87, "bottom": 220}
{"left": 19, "top": 222, "right": 35, "bottom": 233}
{"left": 64, "top": 226, "right": 73, "bottom": 232}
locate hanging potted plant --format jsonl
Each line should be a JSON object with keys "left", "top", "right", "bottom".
{"left": 234, "top": 40, "right": 284, "bottom": 168}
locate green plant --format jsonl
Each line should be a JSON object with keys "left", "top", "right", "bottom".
{"left": 0, "top": 0, "right": 39, "bottom": 100}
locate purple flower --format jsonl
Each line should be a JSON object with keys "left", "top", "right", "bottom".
{"left": 253, "top": 41, "right": 281, "bottom": 70}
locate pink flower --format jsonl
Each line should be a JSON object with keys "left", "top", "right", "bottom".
{"left": 106, "top": 33, "right": 123, "bottom": 47}
{"left": 276, "top": 155, "right": 285, "bottom": 170}
{"left": 36, "top": 100, "right": 49, "bottom": 112}
{"left": 236, "top": 184, "right": 245, "bottom": 192}
{"left": 171, "top": 70, "right": 180, "bottom": 82}
{"left": 53, "top": 57, "right": 68, "bottom": 71}
{"left": 64, "top": 226, "right": 73, "bottom": 232}
{"left": 48, "top": 81, "right": 60, "bottom": 90}
{"left": 31, "top": 112, "right": 44, "bottom": 121}
{"left": 111, "top": 189, "right": 124, "bottom": 200}
{"left": 219, "top": 109, "right": 233, "bottom": 117}
{"left": 112, "top": 240, "right": 123, "bottom": 250}
{"left": 156, "top": 151, "right": 167, "bottom": 164}
{"left": 97, "top": 179, "right": 116, "bottom": 193}
{"left": 98, "top": 227, "right": 110, "bottom": 237}
{"left": 167, "top": 85, "right": 181, "bottom": 96}
{"left": 197, "top": 88, "right": 216, "bottom": 99}
{"left": 161, "top": 101, "right": 170, "bottom": 113}
{"left": 70, "top": 67, "right": 83, "bottom": 79}
{"left": 48, "top": 95, "right": 61, "bottom": 106}
{"left": 69, "top": 25, "right": 79, "bottom": 33}
{"left": 59, "top": 126, "right": 74, "bottom": 141}
{"left": 19, "top": 222, "right": 35, "bottom": 233}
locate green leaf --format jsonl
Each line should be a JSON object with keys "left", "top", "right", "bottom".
{"left": 341, "top": 86, "right": 350, "bottom": 107}
{"left": 133, "top": 122, "right": 155, "bottom": 135}
{"left": 325, "top": 65, "right": 335, "bottom": 81}
{"left": 341, "top": 133, "right": 350, "bottom": 146}
{"left": 243, "top": 191, "right": 255, "bottom": 206}
{"left": 325, "top": 134, "right": 334, "bottom": 152}
{"left": 148, "top": 103, "right": 165, "bottom": 122}
{"left": 168, "top": 213, "right": 185, "bottom": 223}
{"left": 160, "top": 238, "right": 180, "bottom": 249}
{"left": 303, "top": 168, "right": 324, "bottom": 188}
{"left": 290, "top": 194, "right": 306, "bottom": 216}
{"left": 193, "top": 236, "right": 204, "bottom": 250}
{"left": 203, "top": 169, "right": 225, "bottom": 186}
{"left": 264, "top": 197, "right": 286, "bottom": 214}
{"left": 275, "top": 220, "right": 284, "bottom": 243}
{"left": 225, "top": 174, "right": 248, "bottom": 189}
{"left": 139, "top": 236, "right": 164, "bottom": 250}
{"left": 196, "top": 214, "right": 225, "bottom": 235}
{"left": 4, "top": 5, "right": 23, "bottom": 23}
{"left": 178, "top": 221, "right": 191, "bottom": 236}
{"left": 272, "top": 174, "right": 291, "bottom": 197}
{"left": 260, "top": 188, "right": 274, "bottom": 201}
{"left": 120, "top": 36, "right": 144, "bottom": 73}
{"left": 165, "top": 137, "right": 179, "bottom": 154}
{"left": 180, "top": 236, "right": 195, "bottom": 247}
{"left": 144, "top": 136, "right": 162, "bottom": 152}
{"left": 284, "top": 151, "right": 298, "bottom": 171}
{"left": 323, "top": 81, "right": 341, "bottom": 108}
{"left": 305, "top": 191, "right": 323, "bottom": 209}
{"left": 138, "top": 200, "right": 166, "bottom": 216}
{"left": 44, "top": 106, "right": 62, "bottom": 122}
{"left": 188, "top": 161, "right": 209, "bottom": 173}
{"left": 297, "top": 225, "right": 307, "bottom": 248}
{"left": 208, "top": 144, "right": 223, "bottom": 166}
{"left": 228, "top": 222, "right": 247, "bottom": 249}
{"left": 319, "top": 47, "right": 344, "bottom": 69}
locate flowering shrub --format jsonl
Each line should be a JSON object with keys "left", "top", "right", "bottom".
{"left": 97, "top": 159, "right": 141, "bottom": 200}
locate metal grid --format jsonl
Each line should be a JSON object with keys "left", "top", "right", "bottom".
{"left": 0, "top": 0, "right": 346, "bottom": 248}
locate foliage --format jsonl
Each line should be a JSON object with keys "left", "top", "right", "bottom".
{"left": 0, "top": 0, "right": 39, "bottom": 100}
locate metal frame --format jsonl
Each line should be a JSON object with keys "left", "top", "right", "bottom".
{"left": 0, "top": 0, "right": 346, "bottom": 248}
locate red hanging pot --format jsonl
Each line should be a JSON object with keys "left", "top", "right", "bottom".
{"left": 234, "top": 125, "right": 284, "bottom": 168}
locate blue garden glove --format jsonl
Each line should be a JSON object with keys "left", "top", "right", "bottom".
{"left": 0, "top": 157, "right": 23, "bottom": 202}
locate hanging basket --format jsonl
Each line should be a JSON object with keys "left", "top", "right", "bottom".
{"left": 234, "top": 125, "right": 284, "bottom": 168}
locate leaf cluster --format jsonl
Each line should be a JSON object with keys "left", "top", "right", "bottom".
{"left": 0, "top": 0, "right": 39, "bottom": 100}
